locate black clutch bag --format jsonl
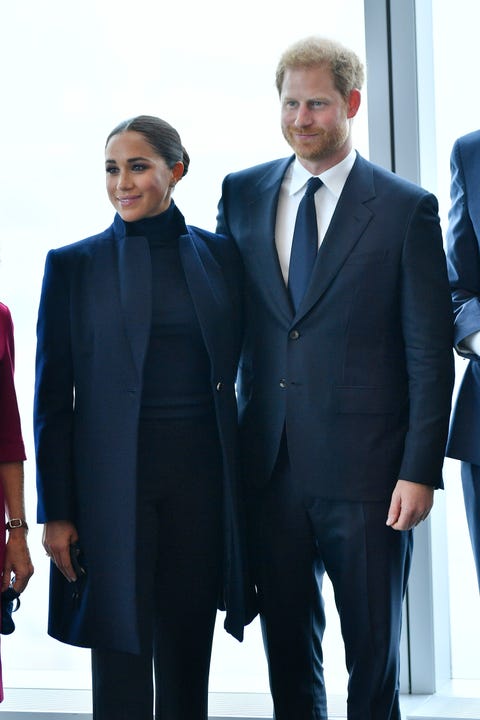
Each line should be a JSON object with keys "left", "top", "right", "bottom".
{"left": 1, "top": 587, "right": 20, "bottom": 635}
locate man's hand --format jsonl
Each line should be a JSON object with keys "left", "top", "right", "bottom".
{"left": 386, "top": 479, "right": 434, "bottom": 531}
{"left": 43, "top": 521, "right": 79, "bottom": 582}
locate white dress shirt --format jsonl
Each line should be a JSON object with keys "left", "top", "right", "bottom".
{"left": 275, "top": 148, "right": 357, "bottom": 285}
{"left": 459, "top": 331, "right": 480, "bottom": 356}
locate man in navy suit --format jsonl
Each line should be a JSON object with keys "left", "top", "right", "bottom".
{"left": 217, "top": 37, "right": 454, "bottom": 720}
{"left": 445, "top": 130, "right": 480, "bottom": 591}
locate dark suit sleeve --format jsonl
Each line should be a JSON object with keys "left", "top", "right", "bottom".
{"left": 446, "top": 138, "right": 480, "bottom": 353}
{"left": 34, "top": 250, "right": 76, "bottom": 523}
{"left": 399, "top": 192, "right": 454, "bottom": 485}
{"left": 216, "top": 176, "right": 231, "bottom": 237}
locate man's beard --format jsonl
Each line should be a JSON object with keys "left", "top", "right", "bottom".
{"left": 282, "top": 122, "right": 349, "bottom": 162}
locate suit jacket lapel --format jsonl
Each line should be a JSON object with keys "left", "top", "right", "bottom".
{"left": 115, "top": 217, "right": 152, "bottom": 379}
{"left": 295, "top": 155, "right": 375, "bottom": 320}
{"left": 244, "top": 157, "right": 294, "bottom": 323}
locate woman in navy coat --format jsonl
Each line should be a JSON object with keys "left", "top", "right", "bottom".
{"left": 34, "top": 115, "right": 252, "bottom": 720}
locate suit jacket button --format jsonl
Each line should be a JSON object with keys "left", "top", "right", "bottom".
{"left": 279, "top": 379, "right": 287, "bottom": 389}
{"left": 216, "top": 381, "right": 223, "bottom": 391}
{"left": 289, "top": 329, "right": 300, "bottom": 340}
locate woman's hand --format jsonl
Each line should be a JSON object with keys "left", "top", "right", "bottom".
{"left": 3, "top": 531, "right": 34, "bottom": 593}
{"left": 0, "top": 461, "right": 34, "bottom": 592}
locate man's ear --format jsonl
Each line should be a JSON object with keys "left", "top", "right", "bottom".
{"left": 347, "top": 88, "right": 361, "bottom": 119}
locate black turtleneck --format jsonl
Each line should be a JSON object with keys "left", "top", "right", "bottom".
{"left": 126, "top": 203, "right": 213, "bottom": 420}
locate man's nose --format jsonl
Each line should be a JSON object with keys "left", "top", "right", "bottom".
{"left": 294, "top": 104, "right": 313, "bottom": 126}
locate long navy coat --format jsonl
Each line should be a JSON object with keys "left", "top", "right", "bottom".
{"left": 34, "top": 209, "right": 251, "bottom": 652}
{"left": 217, "top": 152, "right": 454, "bottom": 500}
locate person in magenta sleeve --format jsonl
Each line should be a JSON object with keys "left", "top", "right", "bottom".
{"left": 0, "top": 302, "right": 34, "bottom": 701}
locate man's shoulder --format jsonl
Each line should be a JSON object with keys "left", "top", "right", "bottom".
{"left": 354, "top": 153, "right": 432, "bottom": 200}
{"left": 454, "top": 129, "right": 480, "bottom": 150}
{"left": 451, "top": 130, "right": 480, "bottom": 174}
{"left": 224, "top": 156, "right": 293, "bottom": 184}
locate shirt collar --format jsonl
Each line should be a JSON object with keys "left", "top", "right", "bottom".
{"left": 288, "top": 148, "right": 357, "bottom": 197}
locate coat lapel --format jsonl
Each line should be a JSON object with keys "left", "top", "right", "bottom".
{"left": 295, "top": 155, "right": 375, "bottom": 320}
{"left": 179, "top": 230, "right": 229, "bottom": 368}
{"left": 115, "top": 215, "right": 232, "bottom": 380}
{"left": 115, "top": 217, "right": 152, "bottom": 379}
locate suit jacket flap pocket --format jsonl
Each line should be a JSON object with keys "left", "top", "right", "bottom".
{"left": 335, "top": 385, "right": 406, "bottom": 414}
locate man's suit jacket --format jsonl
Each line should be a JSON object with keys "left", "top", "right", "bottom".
{"left": 446, "top": 130, "right": 480, "bottom": 466}
{"left": 34, "top": 210, "right": 250, "bottom": 653}
{"left": 217, "top": 152, "right": 454, "bottom": 501}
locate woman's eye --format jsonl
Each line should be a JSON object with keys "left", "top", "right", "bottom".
{"left": 105, "top": 166, "right": 118, "bottom": 174}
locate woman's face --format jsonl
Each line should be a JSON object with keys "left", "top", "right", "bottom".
{"left": 105, "top": 130, "right": 183, "bottom": 222}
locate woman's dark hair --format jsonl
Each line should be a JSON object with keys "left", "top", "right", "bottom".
{"left": 105, "top": 115, "right": 190, "bottom": 176}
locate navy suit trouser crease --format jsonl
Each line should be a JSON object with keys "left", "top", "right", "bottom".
{"left": 249, "top": 436, "right": 413, "bottom": 720}
{"left": 92, "top": 416, "right": 223, "bottom": 720}
{"left": 461, "top": 461, "right": 480, "bottom": 592}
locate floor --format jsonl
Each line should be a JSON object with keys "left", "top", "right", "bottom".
{"left": 0, "top": 688, "right": 479, "bottom": 718}
{"left": 405, "top": 680, "right": 480, "bottom": 719}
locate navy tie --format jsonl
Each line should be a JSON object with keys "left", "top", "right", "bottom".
{"left": 288, "top": 176, "right": 323, "bottom": 311}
